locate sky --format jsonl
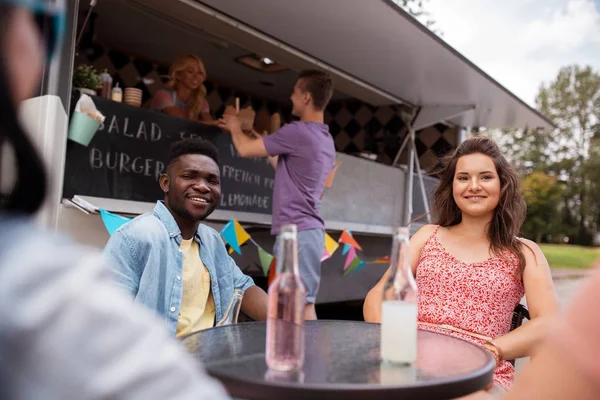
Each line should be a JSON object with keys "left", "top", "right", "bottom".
{"left": 417, "top": 0, "right": 600, "bottom": 107}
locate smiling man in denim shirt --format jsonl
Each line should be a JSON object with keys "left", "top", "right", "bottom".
{"left": 104, "top": 138, "right": 268, "bottom": 337}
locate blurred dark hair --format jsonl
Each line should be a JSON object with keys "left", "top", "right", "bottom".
{"left": 432, "top": 136, "right": 527, "bottom": 274}
{"left": 0, "top": 6, "right": 47, "bottom": 214}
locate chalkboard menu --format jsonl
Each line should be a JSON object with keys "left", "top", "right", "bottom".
{"left": 63, "top": 96, "right": 274, "bottom": 215}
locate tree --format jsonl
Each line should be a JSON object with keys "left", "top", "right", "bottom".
{"left": 536, "top": 65, "right": 600, "bottom": 244}
{"left": 479, "top": 128, "right": 550, "bottom": 174}
{"left": 521, "top": 172, "right": 564, "bottom": 243}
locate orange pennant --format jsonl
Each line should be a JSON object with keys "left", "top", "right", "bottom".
{"left": 339, "top": 229, "right": 363, "bottom": 251}
{"left": 371, "top": 256, "right": 391, "bottom": 264}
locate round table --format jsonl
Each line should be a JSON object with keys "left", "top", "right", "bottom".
{"left": 182, "top": 320, "right": 495, "bottom": 400}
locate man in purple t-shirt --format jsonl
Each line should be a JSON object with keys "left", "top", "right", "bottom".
{"left": 218, "top": 70, "right": 336, "bottom": 320}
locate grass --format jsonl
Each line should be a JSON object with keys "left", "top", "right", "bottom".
{"left": 539, "top": 244, "right": 600, "bottom": 269}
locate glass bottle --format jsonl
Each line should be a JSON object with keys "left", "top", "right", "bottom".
{"left": 100, "top": 69, "right": 112, "bottom": 99}
{"left": 216, "top": 288, "right": 244, "bottom": 327}
{"left": 380, "top": 227, "right": 418, "bottom": 365}
{"left": 265, "top": 224, "right": 306, "bottom": 371}
{"left": 111, "top": 82, "right": 122, "bottom": 103}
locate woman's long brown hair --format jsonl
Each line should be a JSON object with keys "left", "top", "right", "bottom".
{"left": 432, "top": 136, "right": 527, "bottom": 274}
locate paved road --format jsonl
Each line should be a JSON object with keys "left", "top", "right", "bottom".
{"left": 551, "top": 268, "right": 595, "bottom": 309}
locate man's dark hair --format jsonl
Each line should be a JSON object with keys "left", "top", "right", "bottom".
{"left": 166, "top": 138, "right": 220, "bottom": 168}
{"left": 298, "top": 70, "right": 333, "bottom": 111}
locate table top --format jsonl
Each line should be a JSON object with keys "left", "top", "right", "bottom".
{"left": 182, "top": 320, "right": 495, "bottom": 400}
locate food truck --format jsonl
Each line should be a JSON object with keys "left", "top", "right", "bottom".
{"left": 26, "top": 0, "right": 554, "bottom": 316}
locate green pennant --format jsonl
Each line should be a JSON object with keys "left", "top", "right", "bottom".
{"left": 344, "top": 256, "right": 366, "bottom": 276}
{"left": 257, "top": 246, "right": 274, "bottom": 276}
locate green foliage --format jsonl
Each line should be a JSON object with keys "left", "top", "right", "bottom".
{"left": 492, "top": 65, "right": 600, "bottom": 245}
{"left": 72, "top": 65, "right": 102, "bottom": 91}
{"left": 540, "top": 244, "right": 600, "bottom": 269}
{"left": 521, "top": 172, "right": 564, "bottom": 242}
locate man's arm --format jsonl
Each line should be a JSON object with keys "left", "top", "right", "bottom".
{"left": 254, "top": 130, "right": 278, "bottom": 168}
{"left": 217, "top": 115, "right": 269, "bottom": 158}
{"left": 241, "top": 285, "right": 269, "bottom": 321}
{"left": 103, "top": 230, "right": 141, "bottom": 297}
{"left": 225, "top": 254, "right": 268, "bottom": 321}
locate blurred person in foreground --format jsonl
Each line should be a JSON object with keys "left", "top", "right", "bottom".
{"left": 504, "top": 267, "right": 600, "bottom": 399}
{"left": 0, "top": 1, "right": 228, "bottom": 398}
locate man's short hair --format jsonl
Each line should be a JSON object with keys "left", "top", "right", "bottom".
{"left": 297, "top": 70, "right": 333, "bottom": 111}
{"left": 166, "top": 138, "right": 220, "bottom": 168}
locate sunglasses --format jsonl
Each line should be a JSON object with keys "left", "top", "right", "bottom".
{"left": 0, "top": 0, "right": 66, "bottom": 61}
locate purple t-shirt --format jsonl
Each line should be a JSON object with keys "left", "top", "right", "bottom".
{"left": 263, "top": 121, "right": 336, "bottom": 235}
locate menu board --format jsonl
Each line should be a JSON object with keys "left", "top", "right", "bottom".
{"left": 63, "top": 96, "right": 274, "bottom": 214}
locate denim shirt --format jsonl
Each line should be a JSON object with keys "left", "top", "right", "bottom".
{"left": 104, "top": 201, "right": 255, "bottom": 336}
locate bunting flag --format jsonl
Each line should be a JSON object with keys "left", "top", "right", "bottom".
{"left": 220, "top": 219, "right": 251, "bottom": 255}
{"left": 99, "top": 208, "right": 131, "bottom": 236}
{"left": 341, "top": 243, "right": 351, "bottom": 255}
{"left": 234, "top": 220, "right": 251, "bottom": 246}
{"left": 321, "top": 232, "right": 339, "bottom": 262}
{"left": 216, "top": 218, "right": 391, "bottom": 278}
{"left": 370, "top": 256, "right": 391, "bottom": 264}
{"left": 324, "top": 160, "right": 342, "bottom": 188}
{"left": 338, "top": 229, "right": 363, "bottom": 251}
{"left": 257, "top": 246, "right": 274, "bottom": 276}
{"left": 344, "top": 256, "right": 367, "bottom": 276}
{"left": 344, "top": 246, "right": 357, "bottom": 270}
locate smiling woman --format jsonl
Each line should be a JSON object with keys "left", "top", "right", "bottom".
{"left": 150, "top": 54, "right": 214, "bottom": 124}
{"left": 364, "top": 136, "right": 559, "bottom": 397}
{"left": 452, "top": 153, "right": 501, "bottom": 220}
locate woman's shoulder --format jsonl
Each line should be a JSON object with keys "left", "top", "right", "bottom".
{"left": 411, "top": 224, "right": 438, "bottom": 248}
{"left": 516, "top": 237, "right": 546, "bottom": 265}
{"left": 413, "top": 224, "right": 438, "bottom": 239}
{"left": 150, "top": 89, "right": 175, "bottom": 109}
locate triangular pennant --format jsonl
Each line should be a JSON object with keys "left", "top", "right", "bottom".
{"left": 221, "top": 220, "right": 241, "bottom": 254}
{"left": 321, "top": 248, "right": 331, "bottom": 262}
{"left": 339, "top": 229, "right": 362, "bottom": 251}
{"left": 344, "top": 246, "right": 357, "bottom": 270}
{"left": 342, "top": 243, "right": 351, "bottom": 255}
{"left": 324, "top": 232, "right": 339, "bottom": 256}
{"left": 99, "top": 208, "right": 132, "bottom": 236}
{"left": 344, "top": 258, "right": 366, "bottom": 276}
{"left": 353, "top": 260, "right": 368, "bottom": 273}
{"left": 324, "top": 160, "right": 342, "bottom": 188}
{"left": 371, "top": 256, "right": 391, "bottom": 264}
{"left": 233, "top": 219, "right": 251, "bottom": 246}
{"left": 258, "top": 246, "right": 274, "bottom": 276}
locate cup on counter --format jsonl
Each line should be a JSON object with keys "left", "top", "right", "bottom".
{"left": 124, "top": 88, "right": 143, "bottom": 107}
{"left": 68, "top": 111, "right": 102, "bottom": 146}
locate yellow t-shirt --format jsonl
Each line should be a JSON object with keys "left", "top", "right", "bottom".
{"left": 175, "top": 239, "right": 216, "bottom": 338}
